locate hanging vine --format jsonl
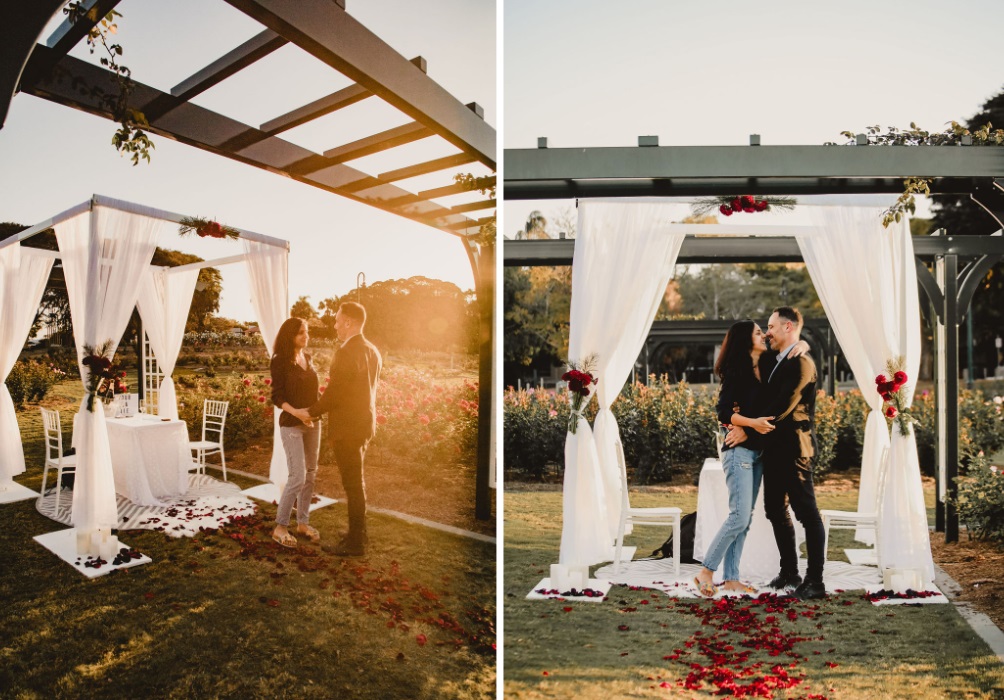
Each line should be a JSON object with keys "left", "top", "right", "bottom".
{"left": 64, "top": 1, "right": 154, "bottom": 165}
{"left": 827, "top": 122, "right": 1004, "bottom": 227}
{"left": 454, "top": 173, "right": 496, "bottom": 249}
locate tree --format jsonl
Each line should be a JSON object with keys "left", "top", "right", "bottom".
{"left": 149, "top": 248, "right": 222, "bottom": 332}
{"left": 290, "top": 296, "right": 318, "bottom": 321}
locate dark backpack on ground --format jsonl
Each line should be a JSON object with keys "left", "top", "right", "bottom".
{"left": 646, "top": 511, "right": 699, "bottom": 563}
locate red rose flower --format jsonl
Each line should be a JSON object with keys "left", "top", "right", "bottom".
{"left": 242, "top": 378, "right": 251, "bottom": 386}
{"left": 742, "top": 195, "right": 755, "bottom": 206}
{"left": 376, "top": 414, "right": 387, "bottom": 425}
{"left": 755, "top": 200, "right": 769, "bottom": 211}
{"left": 885, "top": 405, "right": 897, "bottom": 418}
{"left": 881, "top": 392, "right": 892, "bottom": 401}
{"left": 742, "top": 203, "right": 756, "bottom": 213}
{"left": 731, "top": 197, "right": 743, "bottom": 212}
{"left": 880, "top": 381, "right": 895, "bottom": 394}
{"left": 875, "top": 374, "right": 887, "bottom": 385}
{"left": 893, "top": 371, "right": 907, "bottom": 385}
{"left": 264, "top": 378, "right": 272, "bottom": 386}
{"left": 419, "top": 414, "right": 430, "bottom": 425}
{"left": 257, "top": 396, "right": 265, "bottom": 403}
{"left": 719, "top": 204, "right": 733, "bottom": 217}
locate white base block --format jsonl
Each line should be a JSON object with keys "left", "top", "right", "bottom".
{"left": 0, "top": 481, "right": 39, "bottom": 504}
{"left": 526, "top": 577, "right": 613, "bottom": 602}
{"left": 242, "top": 483, "right": 336, "bottom": 512}
{"left": 33, "top": 528, "right": 152, "bottom": 579}
{"left": 845, "top": 548, "right": 878, "bottom": 566}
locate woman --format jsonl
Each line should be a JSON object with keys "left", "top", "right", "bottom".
{"left": 693, "top": 321, "right": 804, "bottom": 596}
{"left": 270, "top": 317, "right": 322, "bottom": 548}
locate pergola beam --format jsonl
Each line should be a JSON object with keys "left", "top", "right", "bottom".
{"left": 260, "top": 83, "right": 371, "bottom": 135}
{"left": 379, "top": 153, "right": 477, "bottom": 183}
{"left": 504, "top": 145, "right": 1004, "bottom": 199}
{"left": 170, "top": 29, "right": 288, "bottom": 102}
{"left": 19, "top": 46, "right": 481, "bottom": 236}
{"left": 321, "top": 121, "right": 433, "bottom": 163}
{"left": 44, "top": 0, "right": 123, "bottom": 59}
{"left": 223, "top": 0, "right": 495, "bottom": 169}
{"left": 503, "top": 235, "right": 1004, "bottom": 266}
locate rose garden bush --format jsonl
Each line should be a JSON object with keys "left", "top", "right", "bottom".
{"left": 954, "top": 452, "right": 1004, "bottom": 546}
{"left": 504, "top": 377, "right": 1004, "bottom": 483}
{"left": 174, "top": 367, "right": 478, "bottom": 465}
{"left": 5, "top": 360, "right": 66, "bottom": 409}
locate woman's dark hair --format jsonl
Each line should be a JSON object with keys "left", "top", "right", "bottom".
{"left": 272, "top": 317, "right": 306, "bottom": 363}
{"left": 714, "top": 320, "right": 756, "bottom": 383}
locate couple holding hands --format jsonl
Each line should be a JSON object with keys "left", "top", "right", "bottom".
{"left": 693, "top": 306, "right": 828, "bottom": 601}
{"left": 268, "top": 301, "right": 382, "bottom": 557}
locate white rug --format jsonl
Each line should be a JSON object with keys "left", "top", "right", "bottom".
{"left": 36, "top": 474, "right": 257, "bottom": 537}
{"left": 593, "top": 557, "right": 946, "bottom": 604}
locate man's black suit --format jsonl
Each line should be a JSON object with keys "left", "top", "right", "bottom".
{"left": 310, "top": 333, "right": 382, "bottom": 544}
{"left": 758, "top": 348, "right": 826, "bottom": 583}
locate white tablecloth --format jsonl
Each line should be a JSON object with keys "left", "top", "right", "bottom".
{"left": 693, "top": 457, "right": 806, "bottom": 583}
{"left": 105, "top": 415, "right": 192, "bottom": 506}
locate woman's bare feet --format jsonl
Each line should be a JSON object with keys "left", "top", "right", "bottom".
{"left": 720, "top": 581, "right": 757, "bottom": 594}
{"left": 694, "top": 567, "right": 717, "bottom": 597}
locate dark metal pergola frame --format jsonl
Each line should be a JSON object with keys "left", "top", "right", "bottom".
{"left": 2, "top": 0, "right": 496, "bottom": 520}
{"left": 504, "top": 141, "right": 1004, "bottom": 542}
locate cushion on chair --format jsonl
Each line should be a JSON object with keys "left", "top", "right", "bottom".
{"left": 189, "top": 440, "right": 222, "bottom": 449}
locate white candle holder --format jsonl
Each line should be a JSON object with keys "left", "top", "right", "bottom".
{"left": 550, "top": 564, "right": 568, "bottom": 591}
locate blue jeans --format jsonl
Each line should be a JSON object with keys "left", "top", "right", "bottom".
{"left": 702, "top": 439, "right": 764, "bottom": 581}
{"left": 276, "top": 423, "right": 321, "bottom": 527}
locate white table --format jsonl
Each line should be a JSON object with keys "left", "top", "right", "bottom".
{"left": 105, "top": 415, "right": 192, "bottom": 506}
{"left": 693, "top": 457, "right": 806, "bottom": 583}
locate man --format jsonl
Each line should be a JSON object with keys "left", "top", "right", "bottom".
{"left": 309, "top": 301, "right": 382, "bottom": 556}
{"left": 727, "top": 306, "right": 826, "bottom": 600}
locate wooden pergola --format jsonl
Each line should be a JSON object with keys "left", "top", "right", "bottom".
{"left": 504, "top": 140, "right": 1004, "bottom": 541}
{"left": 2, "top": 0, "right": 496, "bottom": 520}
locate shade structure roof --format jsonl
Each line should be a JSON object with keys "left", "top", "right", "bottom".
{"left": 2, "top": 0, "right": 495, "bottom": 237}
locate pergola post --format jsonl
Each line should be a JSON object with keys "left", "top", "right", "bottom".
{"left": 462, "top": 236, "right": 494, "bottom": 521}
{"left": 942, "top": 254, "right": 960, "bottom": 543}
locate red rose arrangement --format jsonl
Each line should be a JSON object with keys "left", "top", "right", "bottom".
{"left": 178, "top": 216, "right": 240, "bottom": 241}
{"left": 691, "top": 195, "right": 796, "bottom": 218}
{"left": 82, "top": 341, "right": 126, "bottom": 411}
{"left": 562, "top": 355, "right": 598, "bottom": 434}
{"left": 875, "top": 357, "right": 913, "bottom": 435}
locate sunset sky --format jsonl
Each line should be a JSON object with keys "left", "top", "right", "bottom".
{"left": 0, "top": 0, "right": 495, "bottom": 322}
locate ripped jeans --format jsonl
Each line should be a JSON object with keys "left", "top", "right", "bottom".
{"left": 701, "top": 439, "right": 764, "bottom": 582}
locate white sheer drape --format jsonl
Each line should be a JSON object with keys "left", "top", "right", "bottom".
{"left": 0, "top": 246, "right": 54, "bottom": 482}
{"left": 243, "top": 239, "right": 289, "bottom": 488}
{"left": 56, "top": 205, "right": 163, "bottom": 531}
{"left": 135, "top": 266, "right": 200, "bottom": 420}
{"left": 798, "top": 208, "right": 933, "bottom": 583}
{"left": 561, "top": 200, "right": 685, "bottom": 567}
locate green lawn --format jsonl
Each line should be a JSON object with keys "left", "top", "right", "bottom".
{"left": 1, "top": 385, "right": 495, "bottom": 699}
{"left": 503, "top": 488, "right": 1004, "bottom": 699}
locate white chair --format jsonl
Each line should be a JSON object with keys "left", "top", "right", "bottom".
{"left": 190, "top": 399, "right": 229, "bottom": 481}
{"left": 613, "top": 443, "right": 682, "bottom": 576}
{"left": 821, "top": 446, "right": 890, "bottom": 562}
{"left": 40, "top": 407, "right": 76, "bottom": 514}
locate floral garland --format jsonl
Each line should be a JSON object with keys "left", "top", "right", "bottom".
{"left": 562, "top": 354, "right": 597, "bottom": 435}
{"left": 691, "top": 195, "right": 797, "bottom": 219}
{"left": 178, "top": 217, "right": 240, "bottom": 241}
{"left": 875, "top": 357, "right": 913, "bottom": 435}
{"left": 82, "top": 341, "right": 126, "bottom": 412}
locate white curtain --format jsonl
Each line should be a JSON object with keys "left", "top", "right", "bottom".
{"left": 798, "top": 208, "right": 933, "bottom": 583}
{"left": 56, "top": 205, "right": 163, "bottom": 531}
{"left": 0, "top": 246, "right": 54, "bottom": 482}
{"left": 561, "top": 200, "right": 685, "bottom": 566}
{"left": 243, "top": 239, "right": 289, "bottom": 488}
{"left": 135, "top": 266, "right": 200, "bottom": 420}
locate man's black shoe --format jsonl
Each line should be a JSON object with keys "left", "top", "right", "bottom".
{"left": 766, "top": 572, "right": 802, "bottom": 590}
{"left": 322, "top": 537, "right": 367, "bottom": 557}
{"left": 793, "top": 580, "right": 827, "bottom": 600}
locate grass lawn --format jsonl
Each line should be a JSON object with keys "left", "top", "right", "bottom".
{"left": 1, "top": 383, "right": 495, "bottom": 699}
{"left": 503, "top": 486, "right": 1004, "bottom": 699}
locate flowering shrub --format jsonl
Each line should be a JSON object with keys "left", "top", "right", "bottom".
{"left": 503, "top": 387, "right": 571, "bottom": 480}
{"left": 954, "top": 453, "right": 1004, "bottom": 545}
{"left": 176, "top": 373, "right": 273, "bottom": 448}
{"left": 912, "top": 390, "right": 1004, "bottom": 474}
{"left": 503, "top": 378, "right": 1004, "bottom": 482}
{"left": 5, "top": 360, "right": 65, "bottom": 408}
{"left": 363, "top": 367, "right": 478, "bottom": 464}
